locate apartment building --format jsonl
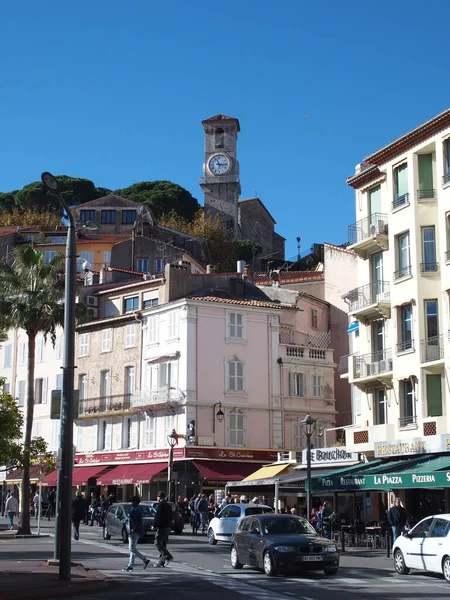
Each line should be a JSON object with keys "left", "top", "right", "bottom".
{"left": 343, "top": 108, "right": 450, "bottom": 458}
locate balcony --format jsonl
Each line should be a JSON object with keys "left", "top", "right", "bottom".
{"left": 352, "top": 350, "right": 393, "bottom": 386}
{"left": 443, "top": 172, "right": 450, "bottom": 186}
{"left": 348, "top": 213, "right": 388, "bottom": 259}
{"left": 396, "top": 339, "right": 415, "bottom": 354}
{"left": 338, "top": 354, "right": 349, "bottom": 376}
{"left": 78, "top": 394, "right": 134, "bottom": 418}
{"left": 393, "top": 265, "right": 412, "bottom": 281}
{"left": 420, "top": 335, "right": 444, "bottom": 364}
{"left": 399, "top": 415, "right": 417, "bottom": 428}
{"left": 392, "top": 193, "right": 410, "bottom": 210}
{"left": 417, "top": 188, "right": 435, "bottom": 202}
{"left": 344, "top": 282, "right": 391, "bottom": 323}
{"left": 131, "top": 386, "right": 182, "bottom": 408}
{"left": 420, "top": 262, "right": 439, "bottom": 274}
{"left": 279, "top": 327, "right": 332, "bottom": 348}
{"left": 281, "top": 345, "right": 334, "bottom": 363}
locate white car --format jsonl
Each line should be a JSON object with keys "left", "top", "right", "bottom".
{"left": 207, "top": 503, "right": 273, "bottom": 545}
{"left": 393, "top": 514, "right": 450, "bottom": 582}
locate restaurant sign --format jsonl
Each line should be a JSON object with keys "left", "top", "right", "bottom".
{"left": 374, "top": 434, "right": 450, "bottom": 458}
{"left": 311, "top": 470, "right": 450, "bottom": 492}
{"left": 301, "top": 447, "right": 358, "bottom": 465}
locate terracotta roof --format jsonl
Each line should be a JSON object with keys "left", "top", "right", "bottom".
{"left": 188, "top": 295, "right": 296, "bottom": 309}
{"left": 70, "top": 194, "right": 140, "bottom": 209}
{"left": 0, "top": 226, "right": 44, "bottom": 238}
{"left": 201, "top": 114, "right": 240, "bottom": 131}
{"left": 34, "top": 233, "right": 132, "bottom": 247}
{"left": 254, "top": 271, "right": 324, "bottom": 285}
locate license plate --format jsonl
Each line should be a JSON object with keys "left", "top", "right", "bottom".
{"left": 301, "top": 555, "right": 322, "bottom": 562}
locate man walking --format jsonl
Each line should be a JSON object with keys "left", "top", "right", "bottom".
{"left": 388, "top": 497, "right": 407, "bottom": 542}
{"left": 5, "top": 492, "right": 18, "bottom": 530}
{"left": 71, "top": 491, "right": 85, "bottom": 540}
{"left": 122, "top": 496, "right": 150, "bottom": 572}
{"left": 154, "top": 491, "right": 173, "bottom": 567}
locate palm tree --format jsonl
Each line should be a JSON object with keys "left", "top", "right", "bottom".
{"left": 0, "top": 245, "right": 65, "bottom": 535}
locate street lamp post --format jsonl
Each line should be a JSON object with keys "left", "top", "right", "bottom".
{"left": 167, "top": 429, "right": 178, "bottom": 503}
{"left": 41, "top": 172, "right": 76, "bottom": 581}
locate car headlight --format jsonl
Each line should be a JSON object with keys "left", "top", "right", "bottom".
{"left": 324, "top": 545, "right": 337, "bottom": 553}
{"left": 274, "top": 545, "right": 296, "bottom": 553}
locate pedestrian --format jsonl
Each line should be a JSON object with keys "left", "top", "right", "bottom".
{"left": 71, "top": 491, "right": 85, "bottom": 540}
{"left": 310, "top": 507, "right": 318, "bottom": 529}
{"left": 90, "top": 495, "right": 99, "bottom": 526}
{"left": 321, "top": 501, "right": 332, "bottom": 539}
{"left": 291, "top": 507, "right": 297, "bottom": 515}
{"left": 84, "top": 493, "right": 92, "bottom": 525}
{"left": 251, "top": 497, "right": 260, "bottom": 505}
{"left": 48, "top": 489, "right": 56, "bottom": 518}
{"left": 388, "top": 497, "right": 407, "bottom": 542}
{"left": 5, "top": 492, "right": 18, "bottom": 530}
{"left": 33, "top": 491, "right": 41, "bottom": 519}
{"left": 154, "top": 490, "right": 174, "bottom": 567}
{"left": 122, "top": 496, "right": 150, "bottom": 572}
{"left": 197, "top": 494, "right": 209, "bottom": 534}
{"left": 221, "top": 495, "right": 231, "bottom": 508}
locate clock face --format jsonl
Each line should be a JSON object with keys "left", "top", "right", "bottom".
{"left": 208, "top": 154, "right": 231, "bottom": 175}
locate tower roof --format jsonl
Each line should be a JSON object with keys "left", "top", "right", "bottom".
{"left": 202, "top": 114, "right": 240, "bottom": 131}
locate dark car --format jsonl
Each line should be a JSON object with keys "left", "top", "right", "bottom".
{"left": 230, "top": 514, "right": 339, "bottom": 577}
{"left": 103, "top": 502, "right": 156, "bottom": 544}
{"left": 141, "top": 501, "right": 184, "bottom": 535}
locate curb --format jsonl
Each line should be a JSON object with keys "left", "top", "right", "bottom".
{"left": 7, "top": 577, "right": 112, "bottom": 600}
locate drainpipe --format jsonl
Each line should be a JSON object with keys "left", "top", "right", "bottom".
{"left": 278, "top": 358, "right": 284, "bottom": 448}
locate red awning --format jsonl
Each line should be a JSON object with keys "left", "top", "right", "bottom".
{"left": 193, "top": 461, "right": 262, "bottom": 482}
{"left": 97, "top": 463, "right": 167, "bottom": 486}
{"left": 43, "top": 465, "right": 105, "bottom": 487}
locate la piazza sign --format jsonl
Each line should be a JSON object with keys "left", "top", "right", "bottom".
{"left": 374, "top": 434, "right": 450, "bottom": 458}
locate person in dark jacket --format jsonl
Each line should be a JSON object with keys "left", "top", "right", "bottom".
{"left": 388, "top": 498, "right": 407, "bottom": 541}
{"left": 72, "top": 491, "right": 86, "bottom": 540}
{"left": 154, "top": 491, "right": 173, "bottom": 567}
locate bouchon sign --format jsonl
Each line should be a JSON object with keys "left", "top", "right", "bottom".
{"left": 301, "top": 447, "right": 359, "bottom": 465}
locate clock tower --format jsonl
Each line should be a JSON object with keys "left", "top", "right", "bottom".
{"left": 200, "top": 114, "right": 241, "bottom": 237}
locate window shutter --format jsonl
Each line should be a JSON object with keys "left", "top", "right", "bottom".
{"left": 113, "top": 417, "right": 121, "bottom": 449}
{"left": 105, "top": 419, "right": 112, "bottom": 450}
{"left": 289, "top": 372, "right": 295, "bottom": 396}
{"left": 56, "top": 374, "right": 62, "bottom": 390}
{"left": 42, "top": 377, "right": 48, "bottom": 404}
{"left": 229, "top": 313, "right": 235, "bottom": 337}
{"left": 130, "top": 417, "right": 138, "bottom": 448}
{"left": 228, "top": 360, "right": 235, "bottom": 391}
{"left": 77, "top": 422, "right": 84, "bottom": 452}
{"left": 91, "top": 421, "right": 98, "bottom": 452}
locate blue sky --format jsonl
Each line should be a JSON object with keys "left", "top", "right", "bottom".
{"left": 2, "top": 1, "right": 450, "bottom": 260}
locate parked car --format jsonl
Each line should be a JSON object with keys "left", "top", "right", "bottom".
{"left": 207, "top": 503, "right": 273, "bottom": 545}
{"left": 230, "top": 514, "right": 339, "bottom": 577}
{"left": 141, "top": 501, "right": 184, "bottom": 535}
{"left": 102, "top": 502, "right": 156, "bottom": 544}
{"left": 393, "top": 514, "right": 450, "bottom": 583}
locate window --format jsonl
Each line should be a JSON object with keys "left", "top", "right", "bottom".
{"left": 443, "top": 138, "right": 450, "bottom": 185}
{"left": 137, "top": 258, "right": 148, "bottom": 272}
{"left": 19, "top": 342, "right": 27, "bottom": 366}
{"left": 311, "top": 309, "right": 318, "bottom": 329}
{"left": 55, "top": 373, "right": 62, "bottom": 390}
{"left": 125, "top": 323, "right": 136, "bottom": 347}
{"left": 418, "top": 153, "right": 434, "bottom": 198}
{"left": 101, "top": 210, "right": 116, "bottom": 224}
{"left": 398, "top": 304, "right": 413, "bottom": 352}
{"left": 228, "top": 409, "right": 245, "bottom": 446}
{"left": 79, "top": 209, "right": 95, "bottom": 223}
{"left": 430, "top": 518, "right": 450, "bottom": 538}
{"left": 55, "top": 335, "right": 64, "bottom": 360}
{"left": 34, "top": 378, "right": 48, "bottom": 405}
{"left": 78, "top": 374, "right": 87, "bottom": 401}
{"left": 100, "top": 370, "right": 110, "bottom": 400}
{"left": 168, "top": 312, "right": 178, "bottom": 339}
{"left": 145, "top": 414, "right": 155, "bottom": 447}
{"left": 215, "top": 127, "right": 224, "bottom": 148}
{"left": 426, "top": 374, "right": 442, "bottom": 417}
{"left": 79, "top": 251, "right": 94, "bottom": 269}
{"left": 228, "top": 312, "right": 244, "bottom": 339}
{"left": 36, "top": 338, "right": 44, "bottom": 363}
{"left": 18, "top": 381, "right": 25, "bottom": 407}
{"left": 3, "top": 382, "right": 10, "bottom": 394}
{"left": 311, "top": 374, "right": 322, "bottom": 397}
{"left": 227, "top": 359, "right": 246, "bottom": 393}
{"left": 3, "top": 344, "right": 12, "bottom": 368}
{"left": 124, "top": 418, "right": 132, "bottom": 449}
{"left": 124, "top": 296, "right": 139, "bottom": 313}
{"left": 371, "top": 251, "right": 385, "bottom": 298}
{"left": 32, "top": 421, "right": 41, "bottom": 438}
{"left": 425, "top": 299, "right": 439, "bottom": 340}
{"left": 102, "top": 328, "right": 112, "bottom": 352}
{"left": 293, "top": 422, "right": 305, "bottom": 448}
{"left": 44, "top": 251, "right": 56, "bottom": 264}
{"left": 393, "top": 162, "right": 408, "bottom": 206}
{"left": 143, "top": 298, "right": 158, "bottom": 309}
{"left": 103, "top": 251, "right": 111, "bottom": 266}
{"left": 51, "top": 420, "right": 60, "bottom": 451}
{"left": 352, "top": 386, "right": 362, "bottom": 426}
{"left": 396, "top": 231, "right": 411, "bottom": 279}
{"left": 410, "top": 517, "right": 433, "bottom": 538}
{"left": 79, "top": 333, "right": 89, "bottom": 356}
{"left": 372, "top": 320, "right": 385, "bottom": 354}
{"left": 155, "top": 258, "right": 167, "bottom": 274}
{"left": 165, "top": 413, "right": 176, "bottom": 435}
{"left": 122, "top": 210, "right": 137, "bottom": 225}
{"left": 400, "top": 379, "right": 415, "bottom": 426}
{"left": 374, "top": 388, "right": 387, "bottom": 425}
{"left": 147, "top": 316, "right": 158, "bottom": 343}
{"left": 100, "top": 420, "right": 107, "bottom": 450}
{"left": 290, "top": 372, "right": 305, "bottom": 397}
{"left": 368, "top": 185, "right": 382, "bottom": 216}
{"left": 125, "top": 366, "right": 135, "bottom": 396}
{"left": 422, "top": 226, "right": 437, "bottom": 271}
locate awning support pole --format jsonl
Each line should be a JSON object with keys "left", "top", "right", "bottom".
{"left": 275, "top": 480, "right": 279, "bottom": 514}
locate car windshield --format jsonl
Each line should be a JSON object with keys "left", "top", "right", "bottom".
{"left": 261, "top": 517, "right": 317, "bottom": 536}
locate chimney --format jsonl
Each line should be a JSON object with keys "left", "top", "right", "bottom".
{"left": 237, "top": 260, "right": 245, "bottom": 275}
{"left": 243, "top": 264, "right": 252, "bottom": 280}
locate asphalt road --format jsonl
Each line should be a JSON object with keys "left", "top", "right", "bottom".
{"left": 3, "top": 519, "right": 450, "bottom": 600}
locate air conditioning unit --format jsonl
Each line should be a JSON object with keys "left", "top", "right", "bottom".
{"left": 86, "top": 296, "right": 98, "bottom": 307}
{"left": 370, "top": 362, "right": 380, "bottom": 376}
{"left": 369, "top": 224, "right": 377, "bottom": 236}
{"left": 369, "top": 220, "right": 387, "bottom": 236}
{"left": 379, "top": 360, "right": 388, "bottom": 372}
{"left": 388, "top": 359, "right": 393, "bottom": 371}
{"left": 197, "top": 436, "right": 214, "bottom": 446}
{"left": 87, "top": 307, "right": 98, "bottom": 318}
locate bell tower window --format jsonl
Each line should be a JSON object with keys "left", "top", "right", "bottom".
{"left": 215, "top": 128, "right": 224, "bottom": 148}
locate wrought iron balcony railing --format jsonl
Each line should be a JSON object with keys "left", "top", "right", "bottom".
{"left": 417, "top": 188, "right": 435, "bottom": 201}
{"left": 396, "top": 339, "right": 414, "bottom": 353}
{"left": 399, "top": 415, "right": 417, "bottom": 428}
{"left": 420, "top": 262, "right": 439, "bottom": 273}
{"left": 393, "top": 265, "right": 412, "bottom": 280}
{"left": 420, "top": 335, "right": 444, "bottom": 363}
{"left": 392, "top": 193, "right": 409, "bottom": 209}
{"left": 443, "top": 172, "right": 450, "bottom": 185}
{"left": 344, "top": 282, "right": 390, "bottom": 313}
{"left": 79, "top": 394, "right": 132, "bottom": 415}
{"left": 132, "top": 386, "right": 181, "bottom": 407}
{"left": 348, "top": 213, "right": 388, "bottom": 245}
{"left": 353, "top": 349, "right": 393, "bottom": 379}
{"left": 446, "top": 251, "right": 450, "bottom": 263}
{"left": 338, "top": 354, "right": 349, "bottom": 375}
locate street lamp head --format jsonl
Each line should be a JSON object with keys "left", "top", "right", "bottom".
{"left": 216, "top": 405, "right": 225, "bottom": 423}
{"left": 302, "top": 414, "right": 316, "bottom": 436}
{"left": 167, "top": 429, "right": 178, "bottom": 447}
{"left": 41, "top": 172, "right": 59, "bottom": 192}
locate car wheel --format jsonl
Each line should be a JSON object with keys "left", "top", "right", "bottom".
{"left": 263, "top": 551, "right": 277, "bottom": 577}
{"left": 394, "top": 549, "right": 410, "bottom": 575}
{"left": 102, "top": 527, "right": 111, "bottom": 540}
{"left": 324, "top": 567, "right": 339, "bottom": 576}
{"left": 442, "top": 556, "right": 450, "bottom": 583}
{"left": 230, "top": 545, "right": 243, "bottom": 569}
{"left": 122, "top": 528, "right": 129, "bottom": 544}
{"left": 208, "top": 528, "right": 217, "bottom": 545}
